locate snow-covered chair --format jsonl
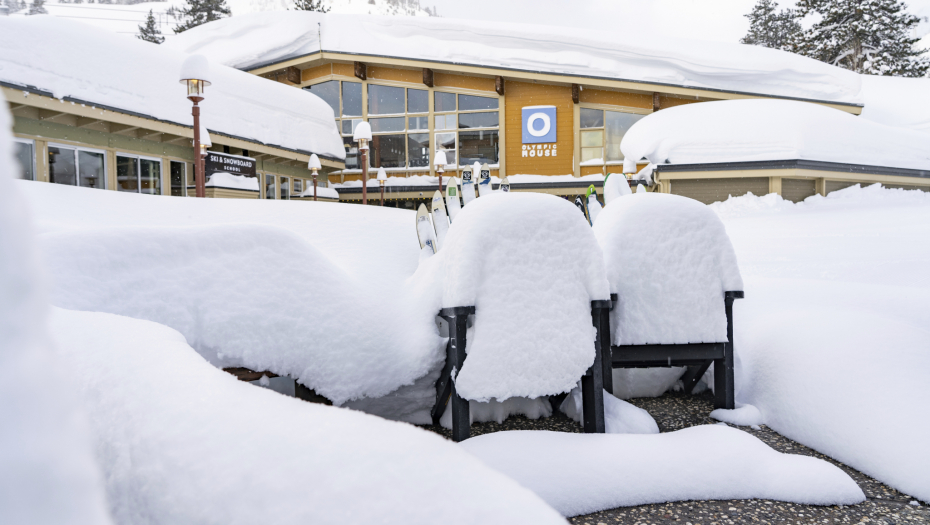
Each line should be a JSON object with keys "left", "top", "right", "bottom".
{"left": 592, "top": 192, "right": 744, "bottom": 409}
{"left": 429, "top": 193, "right": 612, "bottom": 441}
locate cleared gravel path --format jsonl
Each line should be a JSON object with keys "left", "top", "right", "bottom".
{"left": 421, "top": 391, "right": 929, "bottom": 524}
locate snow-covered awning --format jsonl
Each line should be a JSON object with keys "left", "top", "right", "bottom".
{"left": 165, "top": 12, "right": 863, "bottom": 107}
{"left": 620, "top": 99, "right": 930, "bottom": 172}
{"left": 0, "top": 16, "right": 345, "bottom": 161}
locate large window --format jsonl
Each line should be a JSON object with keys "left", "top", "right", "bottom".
{"left": 48, "top": 144, "right": 106, "bottom": 189}
{"left": 264, "top": 172, "right": 276, "bottom": 199}
{"left": 580, "top": 108, "right": 644, "bottom": 165}
{"left": 170, "top": 161, "right": 186, "bottom": 197}
{"left": 117, "top": 154, "right": 161, "bottom": 194}
{"left": 435, "top": 93, "right": 499, "bottom": 167}
{"left": 14, "top": 139, "right": 35, "bottom": 180}
{"left": 279, "top": 176, "right": 289, "bottom": 200}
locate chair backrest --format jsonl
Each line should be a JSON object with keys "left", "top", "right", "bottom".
{"left": 593, "top": 192, "right": 743, "bottom": 345}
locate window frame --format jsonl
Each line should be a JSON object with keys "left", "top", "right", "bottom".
{"left": 48, "top": 142, "right": 109, "bottom": 190}
{"left": 13, "top": 137, "right": 36, "bottom": 181}
{"left": 577, "top": 104, "right": 651, "bottom": 171}
{"left": 115, "top": 151, "right": 163, "bottom": 195}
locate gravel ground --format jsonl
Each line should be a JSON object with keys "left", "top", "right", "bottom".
{"left": 420, "top": 391, "right": 929, "bottom": 524}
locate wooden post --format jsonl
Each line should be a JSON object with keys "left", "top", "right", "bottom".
{"left": 571, "top": 83, "right": 580, "bottom": 104}
{"left": 354, "top": 61, "right": 367, "bottom": 81}
{"left": 653, "top": 92, "right": 661, "bottom": 112}
{"left": 495, "top": 76, "right": 505, "bottom": 96}
{"left": 423, "top": 68, "right": 434, "bottom": 88}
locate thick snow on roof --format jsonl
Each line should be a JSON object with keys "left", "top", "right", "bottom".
{"left": 859, "top": 74, "right": 930, "bottom": 134}
{"left": 621, "top": 99, "right": 930, "bottom": 171}
{"left": 165, "top": 12, "right": 863, "bottom": 106}
{"left": 0, "top": 16, "right": 344, "bottom": 160}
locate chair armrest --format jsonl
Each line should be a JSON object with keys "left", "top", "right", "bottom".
{"left": 725, "top": 291, "right": 744, "bottom": 300}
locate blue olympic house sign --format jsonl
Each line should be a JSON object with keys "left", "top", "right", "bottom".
{"left": 522, "top": 105, "right": 557, "bottom": 144}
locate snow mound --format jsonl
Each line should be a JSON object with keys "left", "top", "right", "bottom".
{"left": 621, "top": 99, "right": 930, "bottom": 171}
{"left": 0, "top": 97, "right": 111, "bottom": 525}
{"left": 710, "top": 403, "right": 765, "bottom": 427}
{"left": 560, "top": 386, "right": 659, "bottom": 435}
{"left": 165, "top": 12, "right": 862, "bottom": 105}
{"left": 593, "top": 192, "right": 742, "bottom": 345}
{"left": 440, "top": 397, "right": 553, "bottom": 429}
{"left": 50, "top": 307, "right": 567, "bottom": 525}
{"left": 0, "top": 16, "right": 344, "bottom": 159}
{"left": 461, "top": 426, "right": 864, "bottom": 517}
{"left": 610, "top": 367, "right": 688, "bottom": 399}
{"left": 436, "top": 192, "right": 610, "bottom": 401}
{"left": 859, "top": 74, "right": 930, "bottom": 134}
{"left": 206, "top": 172, "right": 260, "bottom": 191}
{"left": 38, "top": 223, "right": 440, "bottom": 406}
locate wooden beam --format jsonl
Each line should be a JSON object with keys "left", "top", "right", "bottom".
{"left": 354, "top": 61, "right": 367, "bottom": 81}
{"left": 422, "top": 67, "right": 434, "bottom": 87}
{"left": 37, "top": 109, "right": 68, "bottom": 121}
{"left": 75, "top": 117, "right": 103, "bottom": 128}
{"left": 139, "top": 130, "right": 163, "bottom": 141}
{"left": 495, "top": 76, "right": 505, "bottom": 96}
{"left": 653, "top": 92, "right": 661, "bottom": 112}
{"left": 109, "top": 123, "right": 141, "bottom": 135}
{"left": 571, "top": 84, "right": 580, "bottom": 104}
{"left": 258, "top": 65, "right": 301, "bottom": 85}
{"left": 8, "top": 103, "right": 27, "bottom": 111}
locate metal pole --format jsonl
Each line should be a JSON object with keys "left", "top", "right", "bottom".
{"left": 192, "top": 100, "right": 204, "bottom": 198}
{"left": 380, "top": 181, "right": 384, "bottom": 206}
{"left": 437, "top": 168, "right": 443, "bottom": 198}
{"left": 361, "top": 148, "right": 368, "bottom": 205}
{"left": 313, "top": 172, "right": 318, "bottom": 202}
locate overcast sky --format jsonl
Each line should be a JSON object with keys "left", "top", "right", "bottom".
{"left": 424, "top": 0, "right": 930, "bottom": 44}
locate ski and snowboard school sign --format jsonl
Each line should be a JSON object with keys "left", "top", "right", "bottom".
{"left": 205, "top": 151, "right": 257, "bottom": 177}
{"left": 522, "top": 105, "right": 558, "bottom": 159}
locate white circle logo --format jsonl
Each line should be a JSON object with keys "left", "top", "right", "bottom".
{"left": 527, "top": 112, "right": 551, "bottom": 137}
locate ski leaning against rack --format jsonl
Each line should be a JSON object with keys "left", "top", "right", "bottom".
{"left": 574, "top": 195, "right": 588, "bottom": 223}
{"left": 477, "top": 162, "right": 491, "bottom": 197}
{"left": 585, "top": 184, "right": 602, "bottom": 224}
{"left": 416, "top": 203, "right": 437, "bottom": 254}
{"left": 461, "top": 166, "right": 477, "bottom": 205}
{"left": 445, "top": 176, "right": 462, "bottom": 222}
{"left": 430, "top": 189, "right": 451, "bottom": 249}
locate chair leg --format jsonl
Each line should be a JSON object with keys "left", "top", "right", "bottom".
{"left": 583, "top": 304, "right": 606, "bottom": 433}
{"left": 599, "top": 307, "right": 614, "bottom": 395}
{"left": 431, "top": 337, "right": 454, "bottom": 426}
{"left": 449, "top": 313, "right": 470, "bottom": 442}
{"left": 714, "top": 295, "right": 737, "bottom": 409}
{"left": 681, "top": 362, "right": 711, "bottom": 394}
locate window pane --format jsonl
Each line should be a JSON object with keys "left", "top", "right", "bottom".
{"left": 435, "top": 114, "right": 457, "bottom": 131}
{"left": 458, "top": 111, "right": 498, "bottom": 129}
{"left": 371, "top": 134, "right": 405, "bottom": 168}
{"left": 605, "top": 111, "right": 645, "bottom": 161}
{"left": 459, "top": 130, "right": 499, "bottom": 165}
{"left": 170, "top": 161, "right": 186, "bottom": 196}
{"left": 14, "top": 142, "right": 34, "bottom": 180}
{"left": 407, "top": 133, "right": 430, "bottom": 168}
{"left": 342, "top": 118, "right": 363, "bottom": 135}
{"left": 280, "top": 177, "right": 289, "bottom": 200}
{"left": 435, "top": 91, "right": 456, "bottom": 113}
{"left": 408, "top": 116, "right": 429, "bottom": 131}
{"left": 580, "top": 108, "right": 604, "bottom": 129}
{"left": 581, "top": 147, "right": 603, "bottom": 163}
{"left": 342, "top": 82, "right": 362, "bottom": 116}
{"left": 116, "top": 156, "right": 138, "bottom": 192}
{"left": 294, "top": 178, "right": 303, "bottom": 193}
{"left": 435, "top": 132, "right": 456, "bottom": 166}
{"left": 408, "top": 88, "right": 428, "bottom": 113}
{"left": 49, "top": 146, "right": 77, "bottom": 186}
{"left": 305, "top": 80, "right": 340, "bottom": 115}
{"left": 368, "top": 84, "right": 405, "bottom": 115}
{"left": 77, "top": 151, "right": 106, "bottom": 189}
{"left": 370, "top": 117, "right": 405, "bottom": 133}
{"left": 458, "top": 94, "right": 498, "bottom": 111}
{"left": 264, "top": 173, "right": 276, "bottom": 199}
{"left": 140, "top": 159, "right": 161, "bottom": 195}
{"left": 581, "top": 130, "right": 603, "bottom": 147}
{"left": 343, "top": 137, "right": 359, "bottom": 170}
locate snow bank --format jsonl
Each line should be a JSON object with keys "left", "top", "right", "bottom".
{"left": 440, "top": 397, "right": 553, "bottom": 429}
{"left": 0, "top": 16, "right": 344, "bottom": 159}
{"left": 859, "top": 74, "right": 930, "bottom": 134}
{"left": 166, "top": 12, "right": 862, "bottom": 105}
{"left": 334, "top": 173, "right": 604, "bottom": 188}
{"left": 206, "top": 172, "right": 260, "bottom": 191}
{"left": 621, "top": 99, "right": 930, "bottom": 171}
{"left": 461, "top": 426, "right": 864, "bottom": 517}
{"left": 436, "top": 193, "right": 610, "bottom": 401}
{"left": 710, "top": 403, "right": 764, "bottom": 427}
{"left": 560, "top": 387, "right": 659, "bottom": 435}
{"left": 50, "top": 307, "right": 567, "bottom": 524}
{"left": 715, "top": 184, "right": 930, "bottom": 502}
{"left": 593, "top": 192, "right": 742, "bottom": 345}
{"left": 0, "top": 107, "right": 111, "bottom": 524}
{"left": 298, "top": 186, "right": 340, "bottom": 199}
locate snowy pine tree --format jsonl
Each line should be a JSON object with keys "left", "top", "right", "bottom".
{"left": 292, "top": 0, "right": 330, "bottom": 12}
{"left": 27, "top": 0, "right": 46, "bottom": 15}
{"left": 741, "top": 0, "right": 801, "bottom": 51}
{"left": 137, "top": 10, "right": 165, "bottom": 44}
{"left": 173, "top": 0, "right": 231, "bottom": 34}
{"left": 792, "top": 0, "right": 929, "bottom": 76}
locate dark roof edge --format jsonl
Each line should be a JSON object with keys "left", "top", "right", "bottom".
{"left": 655, "top": 159, "right": 930, "bottom": 179}
{"left": 335, "top": 180, "right": 606, "bottom": 194}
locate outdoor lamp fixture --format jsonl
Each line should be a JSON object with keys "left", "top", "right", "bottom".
{"left": 377, "top": 167, "right": 387, "bottom": 206}
{"left": 179, "top": 54, "right": 212, "bottom": 198}
{"left": 199, "top": 122, "right": 211, "bottom": 158}
{"left": 353, "top": 121, "right": 372, "bottom": 205}
{"left": 434, "top": 149, "right": 448, "bottom": 194}
{"left": 622, "top": 157, "right": 637, "bottom": 179}
{"left": 308, "top": 153, "right": 322, "bottom": 202}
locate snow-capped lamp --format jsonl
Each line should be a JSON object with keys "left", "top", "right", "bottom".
{"left": 622, "top": 157, "right": 637, "bottom": 178}
{"left": 434, "top": 149, "right": 448, "bottom": 193}
{"left": 377, "top": 167, "right": 387, "bottom": 206}
{"left": 352, "top": 121, "right": 373, "bottom": 204}
{"left": 179, "top": 54, "right": 212, "bottom": 100}
{"left": 308, "top": 154, "right": 322, "bottom": 202}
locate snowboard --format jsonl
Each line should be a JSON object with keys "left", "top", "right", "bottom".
{"left": 416, "top": 203, "right": 437, "bottom": 254}
{"left": 461, "top": 166, "right": 477, "bottom": 205}
{"left": 477, "top": 162, "right": 491, "bottom": 197}
{"left": 430, "top": 189, "right": 450, "bottom": 250}
{"left": 586, "top": 184, "right": 602, "bottom": 224}
{"left": 445, "top": 176, "right": 462, "bottom": 222}
{"left": 499, "top": 176, "right": 511, "bottom": 193}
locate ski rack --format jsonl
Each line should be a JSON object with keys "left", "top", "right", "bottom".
{"left": 431, "top": 300, "right": 613, "bottom": 442}
{"left": 602, "top": 291, "right": 744, "bottom": 410}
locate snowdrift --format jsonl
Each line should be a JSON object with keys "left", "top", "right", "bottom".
{"left": 165, "top": 11, "right": 862, "bottom": 105}
{"left": 0, "top": 16, "right": 344, "bottom": 159}
{"left": 621, "top": 99, "right": 930, "bottom": 171}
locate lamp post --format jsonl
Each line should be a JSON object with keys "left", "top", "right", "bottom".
{"left": 308, "top": 153, "right": 321, "bottom": 202}
{"left": 179, "top": 54, "right": 212, "bottom": 198}
{"left": 377, "top": 167, "right": 387, "bottom": 206}
{"left": 198, "top": 123, "right": 212, "bottom": 188}
{"left": 434, "top": 149, "right": 448, "bottom": 196}
{"left": 353, "top": 121, "right": 372, "bottom": 205}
